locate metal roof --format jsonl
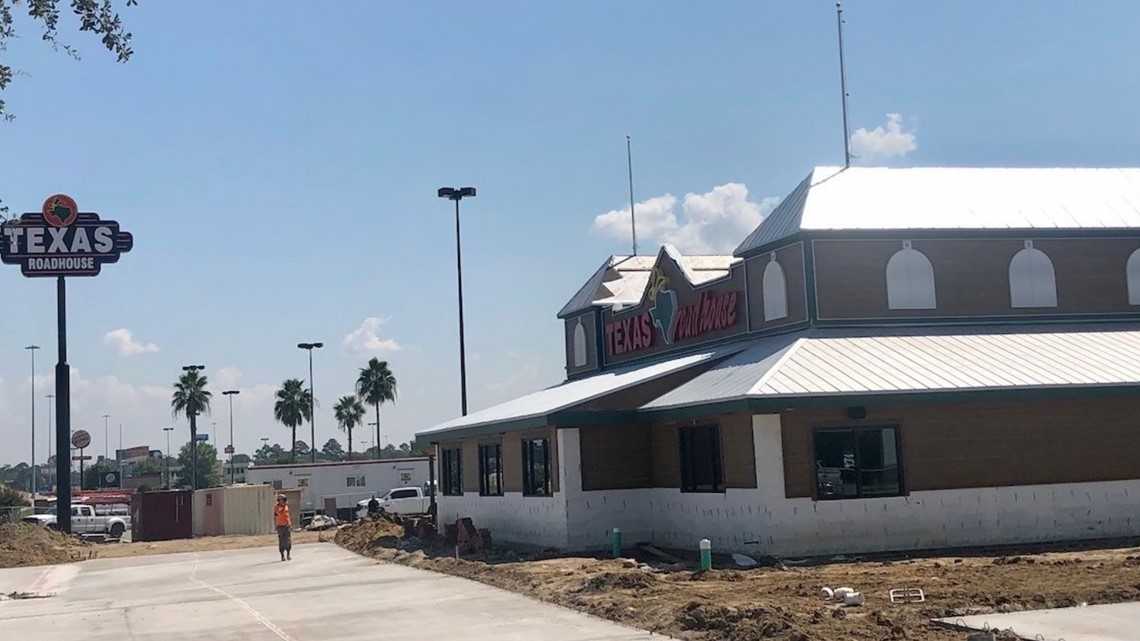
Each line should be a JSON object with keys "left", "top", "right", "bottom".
{"left": 735, "top": 166, "right": 1140, "bottom": 256}
{"left": 558, "top": 247, "right": 739, "bottom": 318}
{"left": 417, "top": 343, "right": 745, "bottom": 440}
{"left": 643, "top": 324, "right": 1140, "bottom": 410}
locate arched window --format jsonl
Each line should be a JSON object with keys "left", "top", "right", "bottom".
{"left": 1009, "top": 240, "right": 1057, "bottom": 308}
{"left": 886, "top": 241, "right": 936, "bottom": 310}
{"left": 762, "top": 253, "right": 788, "bottom": 321}
{"left": 572, "top": 318, "right": 588, "bottom": 367}
{"left": 1127, "top": 248, "right": 1140, "bottom": 305}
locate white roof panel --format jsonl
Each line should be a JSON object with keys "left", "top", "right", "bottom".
{"left": 419, "top": 343, "right": 745, "bottom": 438}
{"left": 736, "top": 167, "right": 1140, "bottom": 255}
{"left": 644, "top": 324, "right": 1140, "bottom": 410}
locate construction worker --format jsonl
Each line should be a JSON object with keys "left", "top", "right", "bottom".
{"left": 274, "top": 494, "right": 292, "bottom": 561}
{"left": 367, "top": 494, "right": 380, "bottom": 517}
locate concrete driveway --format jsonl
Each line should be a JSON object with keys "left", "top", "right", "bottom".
{"left": 0, "top": 543, "right": 667, "bottom": 641}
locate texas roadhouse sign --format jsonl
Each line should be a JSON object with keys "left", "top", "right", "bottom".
{"left": 0, "top": 194, "right": 133, "bottom": 535}
{"left": 1, "top": 194, "right": 132, "bottom": 276}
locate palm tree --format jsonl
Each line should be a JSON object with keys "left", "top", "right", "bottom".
{"left": 274, "top": 379, "right": 312, "bottom": 462}
{"left": 171, "top": 369, "right": 212, "bottom": 489}
{"left": 333, "top": 395, "right": 366, "bottom": 460}
{"left": 356, "top": 358, "right": 397, "bottom": 459}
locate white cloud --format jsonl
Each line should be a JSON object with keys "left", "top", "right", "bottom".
{"left": 591, "top": 183, "right": 780, "bottom": 254}
{"left": 102, "top": 328, "right": 160, "bottom": 356}
{"left": 591, "top": 194, "right": 678, "bottom": 245}
{"left": 216, "top": 367, "right": 243, "bottom": 389}
{"left": 343, "top": 317, "right": 402, "bottom": 355}
{"left": 849, "top": 113, "right": 917, "bottom": 161}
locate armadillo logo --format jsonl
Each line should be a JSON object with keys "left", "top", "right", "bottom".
{"left": 42, "top": 194, "right": 79, "bottom": 228}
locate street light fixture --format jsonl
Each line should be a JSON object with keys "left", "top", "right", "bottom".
{"left": 297, "top": 342, "right": 323, "bottom": 463}
{"left": 223, "top": 390, "right": 240, "bottom": 484}
{"left": 25, "top": 345, "right": 40, "bottom": 495}
{"left": 437, "top": 186, "right": 476, "bottom": 416}
{"left": 162, "top": 427, "right": 174, "bottom": 489}
{"left": 181, "top": 365, "right": 205, "bottom": 489}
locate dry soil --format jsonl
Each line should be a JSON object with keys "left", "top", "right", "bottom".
{"left": 0, "top": 525, "right": 326, "bottom": 568}
{"left": 336, "top": 518, "right": 1140, "bottom": 641}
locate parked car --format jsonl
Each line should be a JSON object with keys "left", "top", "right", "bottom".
{"left": 355, "top": 486, "right": 434, "bottom": 519}
{"left": 23, "top": 504, "right": 129, "bottom": 539}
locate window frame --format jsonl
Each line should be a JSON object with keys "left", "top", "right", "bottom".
{"left": 679, "top": 425, "right": 725, "bottom": 493}
{"left": 810, "top": 424, "right": 906, "bottom": 501}
{"left": 477, "top": 442, "right": 504, "bottom": 497}
{"left": 522, "top": 437, "right": 552, "bottom": 497}
{"left": 441, "top": 447, "right": 463, "bottom": 496}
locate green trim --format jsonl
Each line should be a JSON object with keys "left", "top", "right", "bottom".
{"left": 802, "top": 238, "right": 819, "bottom": 324}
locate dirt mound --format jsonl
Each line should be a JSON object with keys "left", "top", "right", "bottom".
{"left": 0, "top": 524, "right": 90, "bottom": 568}
{"left": 576, "top": 571, "right": 657, "bottom": 593}
{"left": 334, "top": 516, "right": 404, "bottom": 552}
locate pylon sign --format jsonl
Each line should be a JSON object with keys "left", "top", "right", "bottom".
{"left": 0, "top": 194, "right": 133, "bottom": 277}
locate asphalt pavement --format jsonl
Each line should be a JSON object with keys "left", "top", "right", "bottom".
{"left": 0, "top": 543, "right": 667, "bottom": 641}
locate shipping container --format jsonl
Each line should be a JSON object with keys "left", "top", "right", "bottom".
{"left": 246, "top": 457, "right": 430, "bottom": 517}
{"left": 130, "top": 490, "right": 192, "bottom": 542}
{"left": 192, "top": 485, "right": 276, "bottom": 537}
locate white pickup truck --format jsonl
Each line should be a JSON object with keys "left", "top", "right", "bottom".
{"left": 23, "top": 505, "right": 129, "bottom": 539}
{"left": 356, "top": 486, "right": 434, "bottom": 519}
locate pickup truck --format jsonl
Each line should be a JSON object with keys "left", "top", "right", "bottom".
{"left": 356, "top": 486, "right": 434, "bottom": 519}
{"left": 23, "top": 505, "right": 129, "bottom": 539}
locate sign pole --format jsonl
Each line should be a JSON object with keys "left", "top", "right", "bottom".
{"left": 55, "top": 276, "right": 72, "bottom": 533}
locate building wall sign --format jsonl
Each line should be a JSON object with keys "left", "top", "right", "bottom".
{"left": 0, "top": 194, "right": 133, "bottom": 277}
{"left": 604, "top": 267, "right": 741, "bottom": 357}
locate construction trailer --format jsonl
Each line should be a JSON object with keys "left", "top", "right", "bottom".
{"left": 245, "top": 458, "right": 431, "bottom": 521}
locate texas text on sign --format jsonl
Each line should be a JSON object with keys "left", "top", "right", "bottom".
{"left": 0, "top": 195, "right": 133, "bottom": 277}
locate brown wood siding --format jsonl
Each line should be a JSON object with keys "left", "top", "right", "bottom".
{"left": 502, "top": 436, "right": 523, "bottom": 493}
{"left": 719, "top": 415, "right": 758, "bottom": 489}
{"left": 461, "top": 439, "right": 479, "bottom": 493}
{"left": 565, "top": 312, "right": 599, "bottom": 377}
{"left": 812, "top": 237, "right": 1140, "bottom": 320}
{"left": 746, "top": 243, "right": 809, "bottom": 331}
{"left": 781, "top": 397, "right": 1140, "bottom": 498}
{"left": 651, "top": 423, "right": 681, "bottom": 488}
{"left": 580, "top": 424, "right": 653, "bottom": 490}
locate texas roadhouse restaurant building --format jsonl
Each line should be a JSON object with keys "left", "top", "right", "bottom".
{"left": 417, "top": 166, "right": 1140, "bottom": 557}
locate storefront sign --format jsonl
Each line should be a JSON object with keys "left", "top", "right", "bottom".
{"left": 605, "top": 268, "right": 740, "bottom": 357}
{"left": 0, "top": 194, "right": 133, "bottom": 277}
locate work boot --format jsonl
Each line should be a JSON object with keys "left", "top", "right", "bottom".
{"left": 280, "top": 553, "right": 285, "bottom": 562}
{"left": 287, "top": 551, "right": 291, "bottom": 561}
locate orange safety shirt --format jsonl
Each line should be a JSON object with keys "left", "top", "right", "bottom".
{"left": 274, "top": 503, "right": 290, "bottom": 527}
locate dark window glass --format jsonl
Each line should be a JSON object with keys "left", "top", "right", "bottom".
{"left": 390, "top": 489, "right": 417, "bottom": 499}
{"left": 522, "top": 438, "right": 552, "bottom": 496}
{"left": 813, "top": 427, "right": 903, "bottom": 500}
{"left": 442, "top": 448, "right": 463, "bottom": 496}
{"left": 679, "top": 426, "right": 723, "bottom": 493}
{"left": 478, "top": 443, "right": 503, "bottom": 496}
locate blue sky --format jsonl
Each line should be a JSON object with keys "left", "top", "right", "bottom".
{"left": 3, "top": 1, "right": 1140, "bottom": 465}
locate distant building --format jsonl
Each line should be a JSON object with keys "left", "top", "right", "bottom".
{"left": 221, "top": 460, "right": 248, "bottom": 484}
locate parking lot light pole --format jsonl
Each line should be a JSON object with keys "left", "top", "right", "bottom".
{"left": 162, "top": 427, "right": 174, "bottom": 489}
{"left": 297, "top": 343, "right": 323, "bottom": 463}
{"left": 25, "top": 345, "right": 40, "bottom": 494}
{"left": 223, "top": 390, "right": 240, "bottom": 484}
{"left": 437, "top": 186, "right": 476, "bottom": 416}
